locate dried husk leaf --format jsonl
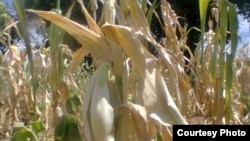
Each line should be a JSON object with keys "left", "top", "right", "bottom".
{"left": 82, "top": 63, "right": 114, "bottom": 141}
{"left": 115, "top": 102, "right": 151, "bottom": 141}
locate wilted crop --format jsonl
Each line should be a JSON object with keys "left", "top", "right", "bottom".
{"left": 0, "top": 0, "right": 247, "bottom": 141}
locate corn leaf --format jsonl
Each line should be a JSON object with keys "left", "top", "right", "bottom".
{"left": 27, "top": 10, "right": 112, "bottom": 62}
{"left": 115, "top": 102, "right": 151, "bottom": 141}
{"left": 199, "top": 0, "right": 210, "bottom": 68}
{"left": 126, "top": 0, "right": 152, "bottom": 38}
{"left": 77, "top": 0, "right": 101, "bottom": 33}
{"left": 101, "top": 24, "right": 146, "bottom": 77}
{"left": 228, "top": 2, "right": 238, "bottom": 61}
{"left": 144, "top": 68, "right": 187, "bottom": 125}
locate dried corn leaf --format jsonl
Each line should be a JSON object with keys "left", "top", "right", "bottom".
{"left": 67, "top": 46, "right": 88, "bottom": 72}
{"left": 27, "top": 10, "right": 112, "bottom": 62}
{"left": 101, "top": 24, "right": 146, "bottom": 77}
{"left": 148, "top": 115, "right": 173, "bottom": 141}
{"left": 115, "top": 102, "right": 151, "bottom": 141}
{"left": 126, "top": 0, "right": 152, "bottom": 38}
{"left": 143, "top": 68, "right": 187, "bottom": 125}
{"left": 77, "top": 0, "right": 101, "bottom": 33}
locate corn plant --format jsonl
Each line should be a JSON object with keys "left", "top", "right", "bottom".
{"left": 191, "top": 0, "right": 238, "bottom": 124}
{"left": 28, "top": 0, "right": 189, "bottom": 140}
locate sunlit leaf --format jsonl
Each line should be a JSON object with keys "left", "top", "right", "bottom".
{"left": 27, "top": 10, "right": 112, "bottom": 62}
